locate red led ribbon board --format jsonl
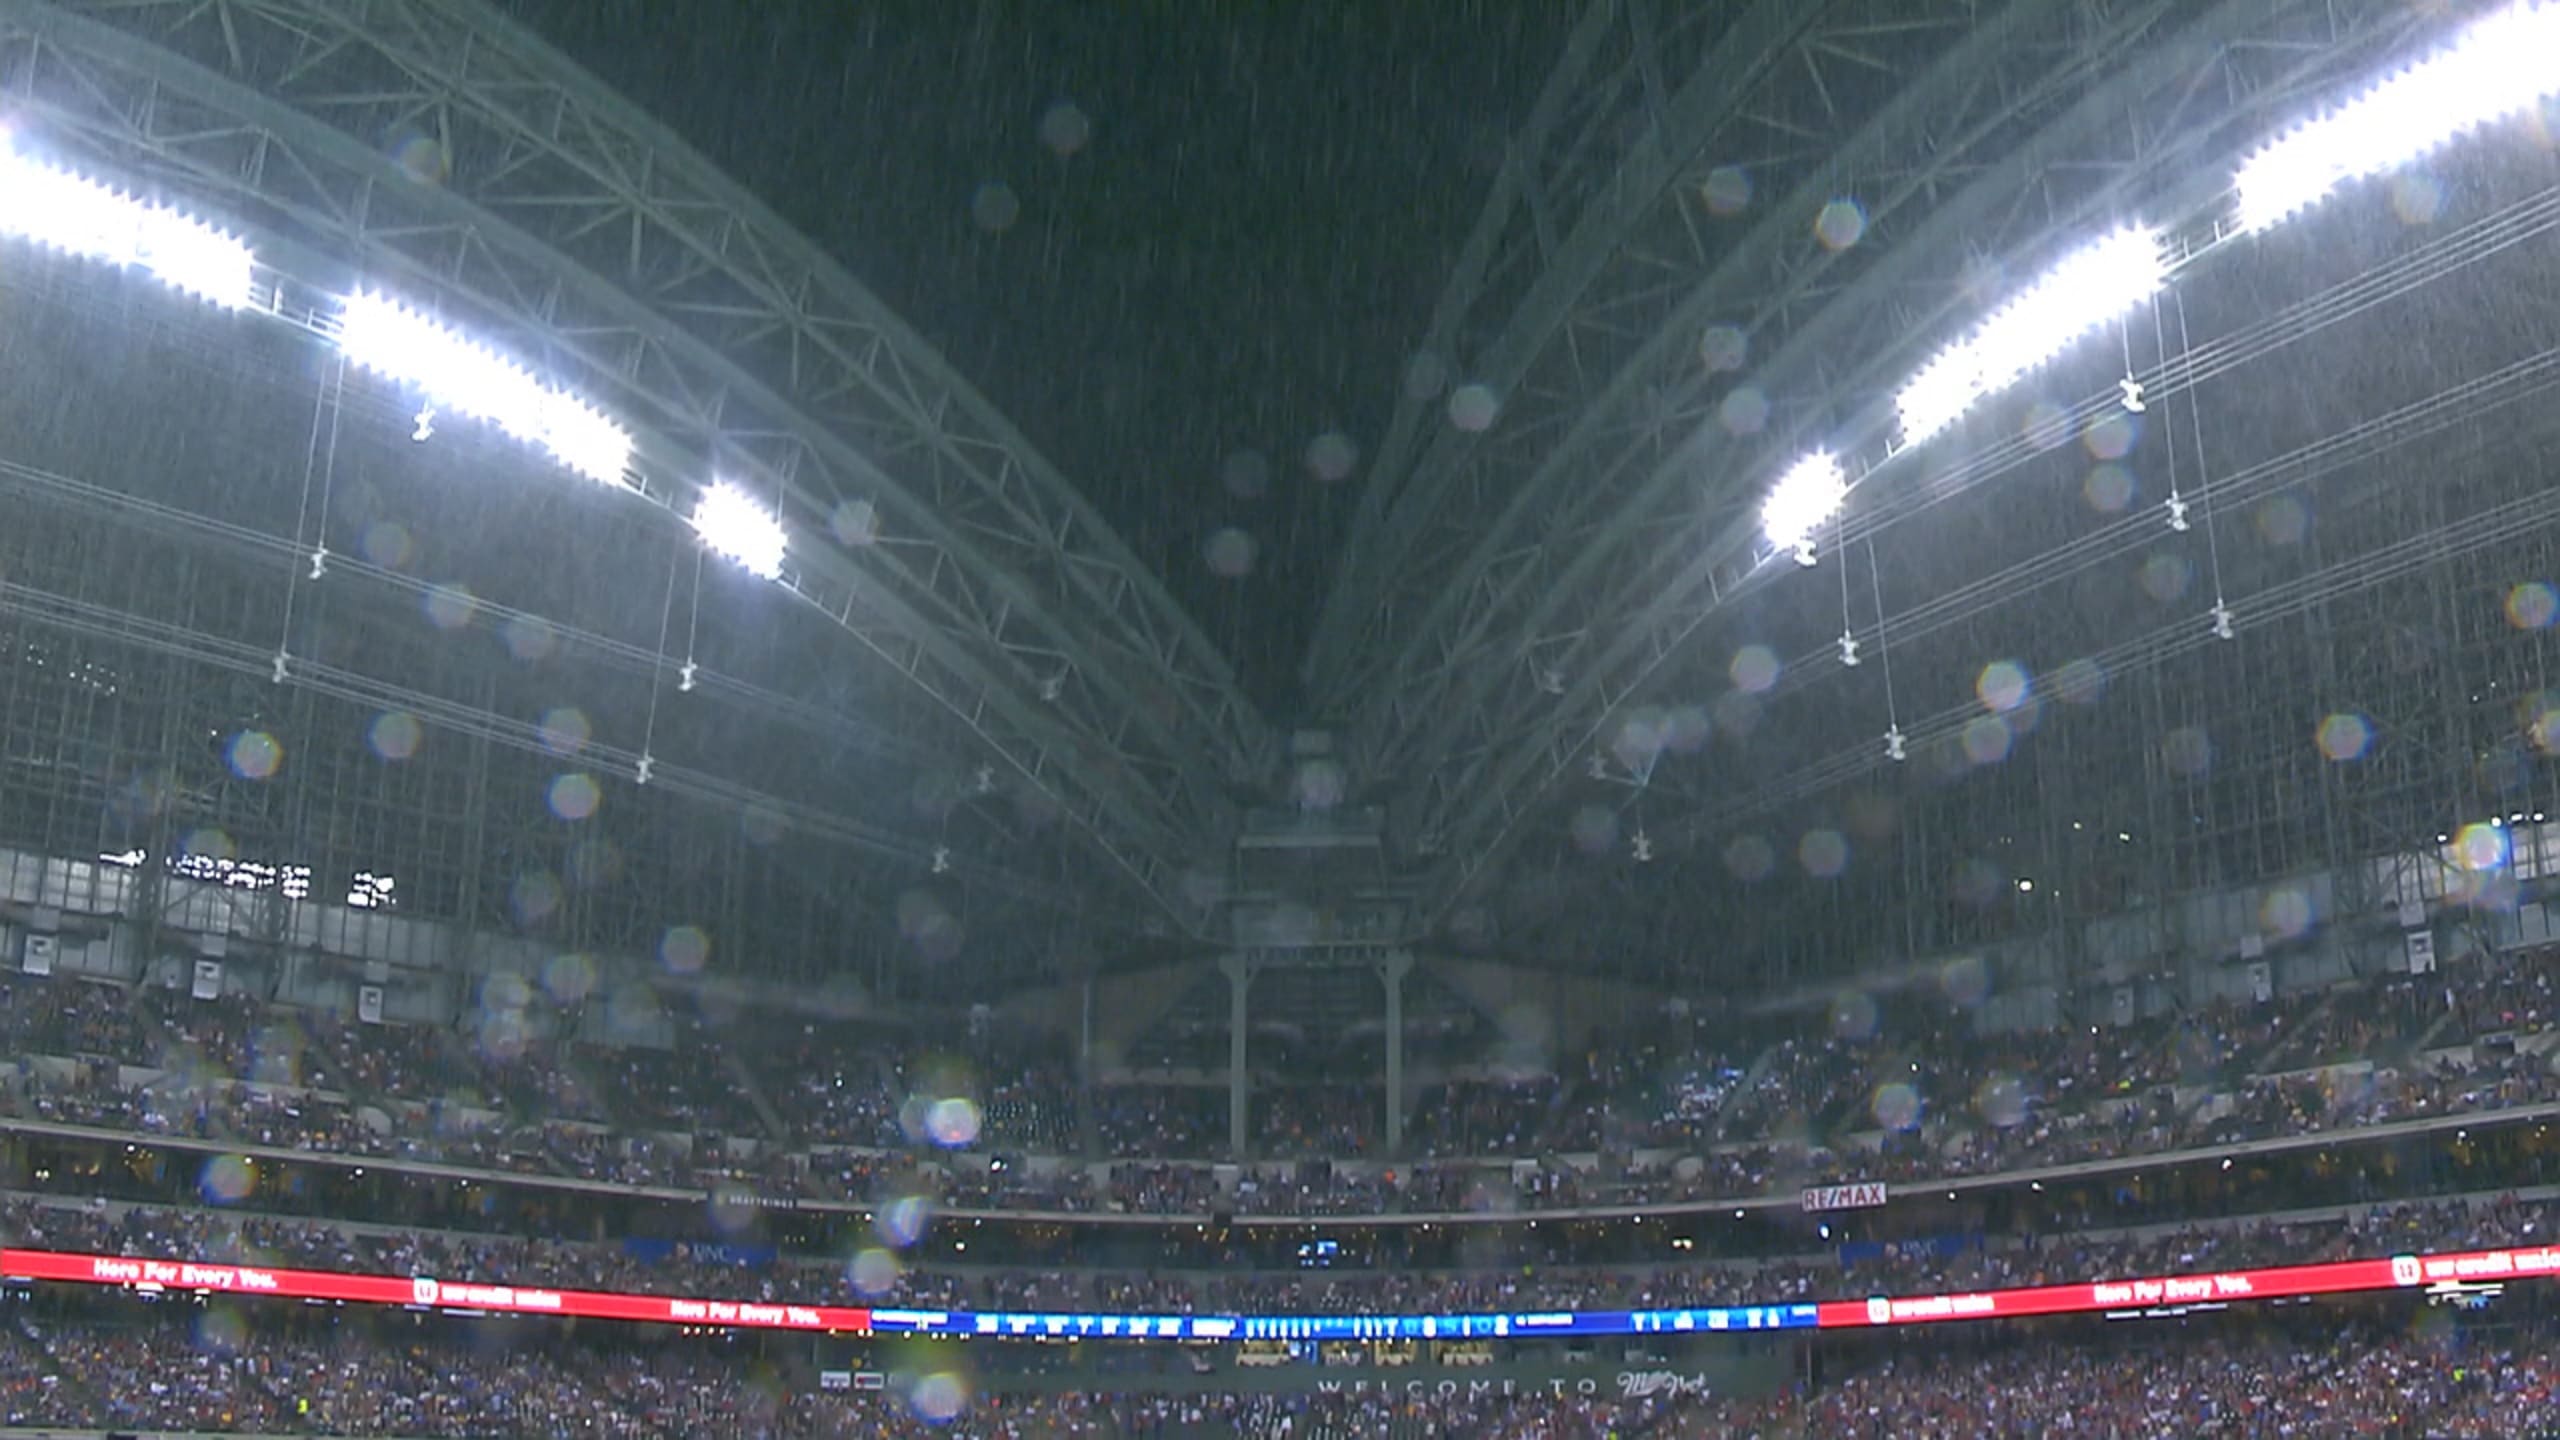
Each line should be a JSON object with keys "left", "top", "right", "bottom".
{"left": 11, "top": 1240, "right": 2560, "bottom": 1338}
{"left": 1813, "top": 1243, "right": 2560, "bottom": 1329}
{"left": 0, "top": 1248, "right": 870, "bottom": 1334}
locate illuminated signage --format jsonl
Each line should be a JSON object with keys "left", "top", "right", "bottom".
{"left": 1800, "top": 1182, "right": 1888, "bottom": 1213}
{"left": 1813, "top": 1244, "right": 2560, "bottom": 1329}
{"left": 863, "top": 1306, "right": 1820, "bottom": 1340}
{"left": 12, "top": 1240, "right": 2559, "bottom": 1342}
{"left": 3, "top": 1250, "right": 869, "bottom": 1333}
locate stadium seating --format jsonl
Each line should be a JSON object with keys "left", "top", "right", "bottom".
{"left": 3, "top": 954, "right": 2558, "bottom": 1435}
{"left": 1, "top": 1302, "right": 2557, "bottom": 1436}
{"left": 2, "top": 946, "right": 2554, "bottom": 1217}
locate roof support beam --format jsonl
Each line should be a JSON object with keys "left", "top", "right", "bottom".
{"left": 1308, "top": 0, "right": 1972, "bottom": 719}
{"left": 1311, "top": 0, "right": 1626, "bottom": 681}
{"left": 2, "top": 0, "right": 1245, "bottom": 929}
{"left": 1397, "top": 0, "right": 2464, "bottom": 921}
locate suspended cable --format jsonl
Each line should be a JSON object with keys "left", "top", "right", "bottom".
{"left": 1865, "top": 539, "right": 1905, "bottom": 764}
{"left": 1597, "top": 179, "right": 2560, "bottom": 740}
{"left": 2170, "top": 287, "right": 2232, "bottom": 636}
{"left": 274, "top": 358, "right": 347, "bottom": 682}
{"left": 1684, "top": 406, "right": 2560, "bottom": 834}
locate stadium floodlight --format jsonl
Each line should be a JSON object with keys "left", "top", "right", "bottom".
{"left": 335, "top": 292, "right": 634, "bottom": 485}
{"left": 1761, "top": 450, "right": 1847, "bottom": 557}
{"left": 1971, "top": 227, "right": 2169, "bottom": 390}
{"left": 2236, "top": 1, "right": 2560, "bottom": 233}
{"left": 0, "top": 142, "right": 256, "bottom": 307}
{"left": 1895, "top": 345, "right": 1982, "bottom": 448}
{"left": 693, "top": 480, "right": 788, "bottom": 580}
{"left": 1894, "top": 225, "right": 2169, "bottom": 444}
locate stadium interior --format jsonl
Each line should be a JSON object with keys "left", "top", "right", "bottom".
{"left": 2, "top": 0, "right": 2560, "bottom": 1435}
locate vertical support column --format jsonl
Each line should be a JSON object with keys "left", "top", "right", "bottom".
{"left": 132, "top": 654, "right": 190, "bottom": 979}
{"left": 2297, "top": 522, "right": 2370, "bottom": 945}
{"left": 1081, "top": 975, "right": 1096, "bottom": 1072}
{"left": 449, "top": 681, "right": 496, "bottom": 1028}
{"left": 1077, "top": 975, "right": 1100, "bottom": 1157}
{"left": 1382, "top": 949, "right": 1412, "bottom": 1155}
{"left": 2136, "top": 662, "right": 2181, "bottom": 1000}
{"left": 1220, "top": 952, "right": 1253, "bottom": 1159}
{"left": 2031, "top": 731, "right": 2073, "bottom": 993}
{"left": 455, "top": 676, "right": 495, "bottom": 937}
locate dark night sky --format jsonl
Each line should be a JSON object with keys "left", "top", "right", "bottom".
{"left": 499, "top": 0, "right": 1566, "bottom": 711}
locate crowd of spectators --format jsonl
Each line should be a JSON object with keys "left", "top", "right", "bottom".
{"left": 0, "top": 946, "right": 2555, "bottom": 1221}
{"left": 1798, "top": 1326, "right": 2560, "bottom": 1439}
{"left": 0, "top": 1311, "right": 1721, "bottom": 1440}
{"left": 1095, "top": 1086, "right": 1226, "bottom": 1158}
{"left": 0, "top": 1317, "right": 704, "bottom": 1437}
{"left": 1250, "top": 1085, "right": 1382, "bottom": 1160}
{"left": 2, "top": 1304, "right": 2559, "bottom": 1437}
{"left": 1404, "top": 1074, "right": 1564, "bottom": 1157}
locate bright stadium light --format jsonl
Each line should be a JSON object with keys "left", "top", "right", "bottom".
{"left": 2236, "top": 1, "right": 2560, "bottom": 233}
{"left": 1762, "top": 450, "right": 1847, "bottom": 558}
{"left": 335, "top": 292, "right": 634, "bottom": 485}
{"left": 1895, "top": 345, "right": 1982, "bottom": 448}
{"left": 1895, "top": 225, "right": 2168, "bottom": 444}
{"left": 0, "top": 142, "right": 256, "bottom": 307}
{"left": 1970, "top": 227, "right": 2169, "bottom": 389}
{"left": 693, "top": 480, "right": 788, "bottom": 580}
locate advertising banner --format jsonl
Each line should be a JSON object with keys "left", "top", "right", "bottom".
{"left": 1814, "top": 1243, "right": 2560, "bottom": 1329}
{"left": 0, "top": 1248, "right": 870, "bottom": 1334}
{"left": 1800, "top": 1182, "right": 1888, "bottom": 1213}
{"left": 11, "top": 1238, "right": 2558, "bottom": 1343}
{"left": 966, "top": 1357, "right": 1781, "bottom": 1400}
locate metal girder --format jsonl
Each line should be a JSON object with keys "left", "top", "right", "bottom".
{"left": 1440, "top": 0, "right": 2464, "bottom": 862}
{"left": 1659, "top": 369, "right": 2560, "bottom": 845}
{"left": 1309, "top": 0, "right": 2008, "bottom": 723}
{"left": 1372, "top": 0, "right": 2455, "bottom": 922}
{"left": 1354, "top": 0, "right": 2159, "bottom": 845}
{"left": 1, "top": 0, "right": 1265, "bottom": 932}
{"left": 1312, "top": 0, "right": 1628, "bottom": 679}
{"left": 0, "top": 430, "right": 1088, "bottom": 911}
